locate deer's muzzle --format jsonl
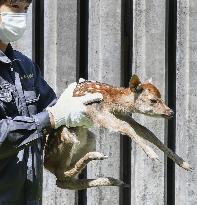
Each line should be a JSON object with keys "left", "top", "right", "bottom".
{"left": 162, "top": 109, "right": 174, "bottom": 119}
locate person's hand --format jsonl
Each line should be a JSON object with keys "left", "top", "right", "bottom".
{"left": 46, "top": 82, "right": 103, "bottom": 129}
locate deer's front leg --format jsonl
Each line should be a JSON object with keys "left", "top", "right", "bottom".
{"left": 120, "top": 116, "right": 192, "bottom": 171}
{"left": 87, "top": 107, "right": 159, "bottom": 160}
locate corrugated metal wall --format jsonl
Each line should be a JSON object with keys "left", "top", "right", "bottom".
{"left": 12, "top": 0, "right": 197, "bottom": 204}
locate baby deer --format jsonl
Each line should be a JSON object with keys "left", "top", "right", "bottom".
{"left": 44, "top": 75, "right": 192, "bottom": 190}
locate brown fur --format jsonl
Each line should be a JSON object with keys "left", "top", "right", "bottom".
{"left": 74, "top": 81, "right": 161, "bottom": 101}
{"left": 73, "top": 81, "right": 129, "bottom": 103}
{"left": 141, "top": 83, "right": 161, "bottom": 98}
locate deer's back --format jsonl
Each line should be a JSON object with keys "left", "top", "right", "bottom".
{"left": 73, "top": 81, "right": 128, "bottom": 103}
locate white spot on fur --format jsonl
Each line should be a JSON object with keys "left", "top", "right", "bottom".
{"left": 79, "top": 78, "right": 86, "bottom": 83}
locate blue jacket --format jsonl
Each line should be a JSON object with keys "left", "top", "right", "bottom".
{"left": 0, "top": 44, "right": 57, "bottom": 205}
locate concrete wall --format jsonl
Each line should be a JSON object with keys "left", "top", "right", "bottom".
{"left": 131, "top": 1, "right": 166, "bottom": 204}
{"left": 43, "top": 0, "right": 78, "bottom": 204}
{"left": 87, "top": 1, "right": 121, "bottom": 204}
{"left": 175, "top": 0, "right": 197, "bottom": 204}
{"left": 11, "top": 0, "right": 197, "bottom": 204}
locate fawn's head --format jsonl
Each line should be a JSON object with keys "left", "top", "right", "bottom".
{"left": 129, "top": 75, "right": 174, "bottom": 118}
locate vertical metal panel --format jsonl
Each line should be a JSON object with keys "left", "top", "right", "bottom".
{"left": 43, "top": 0, "right": 78, "bottom": 204}
{"left": 32, "top": 0, "right": 44, "bottom": 73}
{"left": 120, "top": 0, "right": 133, "bottom": 204}
{"left": 87, "top": 0, "right": 121, "bottom": 204}
{"left": 165, "top": 0, "right": 177, "bottom": 204}
{"left": 12, "top": 4, "right": 32, "bottom": 58}
{"left": 77, "top": 0, "right": 89, "bottom": 204}
{"left": 175, "top": 0, "right": 197, "bottom": 204}
{"left": 131, "top": 0, "right": 166, "bottom": 204}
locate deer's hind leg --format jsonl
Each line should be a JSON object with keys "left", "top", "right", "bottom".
{"left": 58, "top": 130, "right": 124, "bottom": 189}
{"left": 57, "top": 177, "right": 124, "bottom": 190}
{"left": 46, "top": 127, "right": 80, "bottom": 180}
{"left": 63, "top": 151, "right": 108, "bottom": 178}
{"left": 59, "top": 151, "right": 124, "bottom": 190}
{"left": 70, "top": 130, "right": 97, "bottom": 164}
{"left": 62, "top": 130, "right": 108, "bottom": 179}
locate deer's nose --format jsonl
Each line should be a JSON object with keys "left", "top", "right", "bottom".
{"left": 165, "top": 109, "right": 174, "bottom": 118}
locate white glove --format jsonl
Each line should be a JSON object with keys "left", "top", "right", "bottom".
{"left": 46, "top": 82, "right": 103, "bottom": 129}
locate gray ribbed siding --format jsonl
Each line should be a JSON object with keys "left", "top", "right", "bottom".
{"left": 131, "top": 0, "right": 166, "bottom": 204}
{"left": 43, "top": 0, "right": 77, "bottom": 204}
{"left": 10, "top": 0, "right": 197, "bottom": 204}
{"left": 87, "top": 0, "right": 121, "bottom": 205}
{"left": 175, "top": 0, "right": 197, "bottom": 205}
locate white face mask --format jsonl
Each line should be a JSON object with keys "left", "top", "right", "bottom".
{"left": 0, "top": 12, "right": 27, "bottom": 43}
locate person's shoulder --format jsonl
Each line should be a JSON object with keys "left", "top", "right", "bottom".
{"left": 13, "top": 50, "right": 33, "bottom": 65}
{"left": 13, "top": 50, "right": 38, "bottom": 74}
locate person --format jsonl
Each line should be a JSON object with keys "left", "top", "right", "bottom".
{"left": 0, "top": 0, "right": 103, "bottom": 204}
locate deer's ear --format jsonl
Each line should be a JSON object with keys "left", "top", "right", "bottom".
{"left": 129, "top": 75, "right": 142, "bottom": 92}
{"left": 144, "top": 77, "right": 152, "bottom": 84}
{"left": 147, "top": 77, "right": 152, "bottom": 83}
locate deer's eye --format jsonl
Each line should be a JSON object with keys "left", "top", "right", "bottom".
{"left": 9, "top": 4, "right": 20, "bottom": 9}
{"left": 135, "top": 86, "right": 143, "bottom": 93}
{"left": 150, "top": 99, "right": 157, "bottom": 104}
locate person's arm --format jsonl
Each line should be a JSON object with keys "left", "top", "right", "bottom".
{"left": 0, "top": 63, "right": 57, "bottom": 158}
{"left": 0, "top": 111, "right": 52, "bottom": 159}
{"left": 33, "top": 63, "right": 57, "bottom": 113}
{"left": 0, "top": 112, "right": 49, "bottom": 143}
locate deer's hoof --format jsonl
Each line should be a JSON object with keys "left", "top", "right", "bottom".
{"left": 181, "top": 162, "right": 193, "bottom": 172}
{"left": 88, "top": 152, "right": 108, "bottom": 160}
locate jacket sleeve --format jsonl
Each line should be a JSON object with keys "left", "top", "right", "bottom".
{"left": 0, "top": 111, "right": 51, "bottom": 159}
{"left": 0, "top": 64, "right": 57, "bottom": 158}
{"left": 34, "top": 63, "right": 57, "bottom": 113}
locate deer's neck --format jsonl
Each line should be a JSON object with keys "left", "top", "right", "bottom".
{"left": 108, "top": 88, "right": 136, "bottom": 114}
